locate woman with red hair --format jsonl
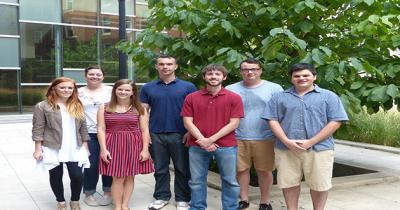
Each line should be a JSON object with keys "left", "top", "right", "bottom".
{"left": 32, "top": 77, "right": 90, "bottom": 210}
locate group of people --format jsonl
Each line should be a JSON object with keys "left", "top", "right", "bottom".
{"left": 32, "top": 54, "right": 348, "bottom": 210}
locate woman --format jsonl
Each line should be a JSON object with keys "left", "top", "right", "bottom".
{"left": 78, "top": 65, "right": 113, "bottom": 206}
{"left": 32, "top": 77, "right": 90, "bottom": 210}
{"left": 98, "top": 79, "right": 154, "bottom": 210}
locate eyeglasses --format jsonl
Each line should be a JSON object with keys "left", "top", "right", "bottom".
{"left": 240, "top": 68, "right": 260, "bottom": 72}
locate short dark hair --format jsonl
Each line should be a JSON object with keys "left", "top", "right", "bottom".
{"left": 85, "top": 65, "right": 104, "bottom": 76}
{"left": 155, "top": 54, "right": 176, "bottom": 64}
{"left": 201, "top": 64, "right": 228, "bottom": 77}
{"left": 239, "top": 58, "right": 262, "bottom": 69}
{"left": 288, "top": 63, "right": 316, "bottom": 76}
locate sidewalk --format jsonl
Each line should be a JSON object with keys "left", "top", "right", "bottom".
{"left": 1, "top": 120, "right": 400, "bottom": 210}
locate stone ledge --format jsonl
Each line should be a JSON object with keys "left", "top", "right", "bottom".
{"left": 336, "top": 139, "right": 400, "bottom": 155}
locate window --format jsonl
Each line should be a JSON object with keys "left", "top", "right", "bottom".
{"left": 0, "top": 5, "right": 18, "bottom": 35}
{"left": 20, "top": 0, "right": 62, "bottom": 23}
{"left": 0, "top": 38, "right": 19, "bottom": 67}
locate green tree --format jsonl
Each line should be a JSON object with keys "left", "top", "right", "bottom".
{"left": 120, "top": 0, "right": 400, "bottom": 113}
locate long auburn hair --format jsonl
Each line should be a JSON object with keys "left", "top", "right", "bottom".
{"left": 107, "top": 79, "right": 145, "bottom": 115}
{"left": 46, "top": 77, "right": 85, "bottom": 120}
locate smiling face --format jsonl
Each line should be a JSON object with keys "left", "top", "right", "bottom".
{"left": 240, "top": 62, "right": 262, "bottom": 84}
{"left": 85, "top": 68, "right": 104, "bottom": 86}
{"left": 115, "top": 84, "right": 133, "bottom": 101}
{"left": 291, "top": 69, "right": 317, "bottom": 91}
{"left": 54, "top": 82, "right": 74, "bottom": 100}
{"left": 155, "top": 57, "right": 177, "bottom": 78}
{"left": 203, "top": 70, "right": 226, "bottom": 87}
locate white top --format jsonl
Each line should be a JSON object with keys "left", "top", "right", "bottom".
{"left": 37, "top": 109, "right": 90, "bottom": 171}
{"left": 78, "top": 85, "right": 113, "bottom": 133}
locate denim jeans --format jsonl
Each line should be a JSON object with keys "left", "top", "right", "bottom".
{"left": 150, "top": 133, "right": 191, "bottom": 202}
{"left": 49, "top": 162, "right": 83, "bottom": 202}
{"left": 83, "top": 133, "right": 112, "bottom": 195}
{"left": 189, "top": 146, "right": 239, "bottom": 210}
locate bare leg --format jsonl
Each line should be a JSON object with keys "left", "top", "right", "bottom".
{"left": 237, "top": 169, "right": 250, "bottom": 201}
{"left": 122, "top": 176, "right": 135, "bottom": 209}
{"left": 282, "top": 186, "right": 301, "bottom": 210}
{"left": 112, "top": 177, "right": 125, "bottom": 210}
{"left": 310, "top": 190, "right": 328, "bottom": 210}
{"left": 256, "top": 170, "right": 273, "bottom": 204}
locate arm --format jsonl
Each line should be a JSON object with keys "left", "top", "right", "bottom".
{"left": 268, "top": 120, "right": 305, "bottom": 152}
{"left": 141, "top": 102, "right": 150, "bottom": 112}
{"left": 183, "top": 116, "right": 219, "bottom": 152}
{"left": 79, "top": 118, "right": 90, "bottom": 153}
{"left": 32, "top": 103, "right": 45, "bottom": 160}
{"left": 97, "top": 104, "right": 111, "bottom": 163}
{"left": 200, "top": 118, "right": 241, "bottom": 147}
{"left": 297, "top": 121, "right": 342, "bottom": 149}
{"left": 139, "top": 110, "right": 151, "bottom": 161}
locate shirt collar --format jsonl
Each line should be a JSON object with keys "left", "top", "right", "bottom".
{"left": 200, "top": 87, "right": 227, "bottom": 96}
{"left": 285, "top": 84, "right": 321, "bottom": 94}
{"left": 156, "top": 77, "right": 179, "bottom": 85}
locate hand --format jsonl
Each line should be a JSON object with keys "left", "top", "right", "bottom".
{"left": 283, "top": 140, "right": 306, "bottom": 152}
{"left": 140, "top": 150, "right": 150, "bottom": 162}
{"left": 82, "top": 142, "right": 90, "bottom": 156}
{"left": 100, "top": 149, "right": 112, "bottom": 164}
{"left": 296, "top": 139, "right": 314, "bottom": 150}
{"left": 203, "top": 143, "right": 219, "bottom": 152}
{"left": 33, "top": 149, "right": 43, "bottom": 161}
{"left": 182, "top": 132, "right": 191, "bottom": 145}
{"left": 195, "top": 137, "right": 214, "bottom": 148}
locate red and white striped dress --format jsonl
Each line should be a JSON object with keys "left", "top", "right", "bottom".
{"left": 99, "top": 107, "right": 154, "bottom": 177}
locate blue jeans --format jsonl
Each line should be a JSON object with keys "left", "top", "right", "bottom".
{"left": 150, "top": 133, "right": 191, "bottom": 202}
{"left": 189, "top": 146, "right": 239, "bottom": 210}
{"left": 83, "top": 133, "right": 112, "bottom": 195}
{"left": 49, "top": 162, "right": 83, "bottom": 202}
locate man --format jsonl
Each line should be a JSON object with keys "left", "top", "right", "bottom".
{"left": 262, "top": 63, "right": 348, "bottom": 210}
{"left": 226, "top": 58, "right": 283, "bottom": 210}
{"left": 141, "top": 55, "right": 196, "bottom": 210}
{"left": 181, "top": 64, "right": 244, "bottom": 210}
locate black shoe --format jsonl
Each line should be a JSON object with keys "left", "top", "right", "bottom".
{"left": 238, "top": 200, "right": 250, "bottom": 209}
{"left": 259, "top": 203, "right": 272, "bottom": 210}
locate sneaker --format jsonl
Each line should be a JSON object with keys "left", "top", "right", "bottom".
{"left": 259, "top": 203, "right": 273, "bottom": 210}
{"left": 57, "top": 202, "right": 67, "bottom": 210}
{"left": 148, "top": 200, "right": 169, "bottom": 210}
{"left": 70, "top": 201, "right": 81, "bottom": 210}
{"left": 84, "top": 195, "right": 100, "bottom": 206}
{"left": 238, "top": 200, "right": 250, "bottom": 209}
{"left": 99, "top": 194, "right": 112, "bottom": 206}
{"left": 176, "top": 201, "right": 189, "bottom": 210}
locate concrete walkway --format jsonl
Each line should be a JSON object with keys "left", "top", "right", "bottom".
{"left": 1, "top": 117, "right": 400, "bottom": 210}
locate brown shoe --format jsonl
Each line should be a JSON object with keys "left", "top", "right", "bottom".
{"left": 70, "top": 201, "right": 81, "bottom": 210}
{"left": 57, "top": 202, "right": 67, "bottom": 210}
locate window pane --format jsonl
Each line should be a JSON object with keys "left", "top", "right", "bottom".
{"left": 101, "top": 29, "right": 119, "bottom": 83}
{"left": 101, "top": 0, "right": 134, "bottom": 16}
{"left": 0, "top": 5, "right": 18, "bottom": 35}
{"left": 0, "top": 38, "right": 19, "bottom": 67}
{"left": 135, "top": 3, "right": 150, "bottom": 18}
{"left": 63, "top": 69, "right": 86, "bottom": 83}
{"left": 20, "top": 0, "right": 61, "bottom": 23}
{"left": 0, "top": 0, "right": 18, "bottom": 3}
{"left": 21, "top": 85, "right": 47, "bottom": 112}
{"left": 20, "top": 23, "right": 56, "bottom": 83}
{"left": 63, "top": 26, "right": 98, "bottom": 68}
{"left": 62, "top": 0, "right": 98, "bottom": 25}
{"left": 136, "top": 0, "right": 148, "bottom": 3}
{"left": 0, "top": 70, "right": 18, "bottom": 112}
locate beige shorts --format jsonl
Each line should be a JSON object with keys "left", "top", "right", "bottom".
{"left": 275, "top": 148, "right": 334, "bottom": 191}
{"left": 237, "top": 139, "right": 275, "bottom": 172}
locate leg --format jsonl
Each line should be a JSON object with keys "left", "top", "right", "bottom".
{"left": 256, "top": 170, "right": 273, "bottom": 204}
{"left": 49, "top": 163, "right": 65, "bottom": 202}
{"left": 122, "top": 176, "right": 135, "bottom": 209}
{"left": 215, "top": 147, "right": 240, "bottom": 210}
{"left": 282, "top": 186, "right": 301, "bottom": 210}
{"left": 237, "top": 169, "right": 250, "bottom": 202}
{"left": 167, "top": 133, "right": 191, "bottom": 202}
{"left": 236, "top": 140, "right": 252, "bottom": 203}
{"left": 112, "top": 177, "right": 125, "bottom": 210}
{"left": 83, "top": 133, "right": 100, "bottom": 196}
{"left": 102, "top": 174, "right": 113, "bottom": 195}
{"left": 150, "top": 133, "right": 172, "bottom": 201}
{"left": 66, "top": 162, "right": 83, "bottom": 201}
{"left": 188, "top": 146, "right": 211, "bottom": 210}
{"left": 310, "top": 190, "right": 328, "bottom": 210}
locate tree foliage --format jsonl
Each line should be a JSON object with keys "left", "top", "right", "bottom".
{"left": 119, "top": 0, "right": 400, "bottom": 113}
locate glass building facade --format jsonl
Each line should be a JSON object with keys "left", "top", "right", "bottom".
{"left": 0, "top": 0, "right": 150, "bottom": 113}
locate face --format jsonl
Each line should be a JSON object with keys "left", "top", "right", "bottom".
{"left": 156, "top": 58, "right": 177, "bottom": 77}
{"left": 291, "top": 69, "right": 317, "bottom": 90}
{"left": 203, "top": 70, "right": 226, "bottom": 87}
{"left": 240, "top": 62, "right": 262, "bottom": 82}
{"left": 54, "top": 82, "right": 74, "bottom": 99}
{"left": 115, "top": 84, "right": 133, "bottom": 100}
{"left": 85, "top": 69, "right": 104, "bottom": 85}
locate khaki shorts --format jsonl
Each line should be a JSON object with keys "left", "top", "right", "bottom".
{"left": 237, "top": 139, "right": 275, "bottom": 172}
{"left": 275, "top": 148, "right": 334, "bottom": 191}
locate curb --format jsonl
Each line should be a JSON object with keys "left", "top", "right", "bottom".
{"left": 336, "top": 139, "right": 400, "bottom": 155}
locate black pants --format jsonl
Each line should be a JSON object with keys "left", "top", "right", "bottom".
{"left": 49, "top": 162, "right": 83, "bottom": 202}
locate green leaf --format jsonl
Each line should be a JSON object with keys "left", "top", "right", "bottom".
{"left": 363, "top": 0, "right": 375, "bottom": 6}
{"left": 335, "top": 77, "right": 345, "bottom": 85}
{"left": 350, "top": 81, "right": 364, "bottom": 89}
{"left": 325, "top": 65, "right": 338, "bottom": 82}
{"left": 350, "top": 57, "right": 364, "bottom": 72}
{"left": 266, "top": 7, "right": 278, "bottom": 15}
{"left": 391, "top": 35, "right": 400, "bottom": 47}
{"left": 255, "top": 7, "right": 267, "bottom": 16}
{"left": 270, "top": 28, "right": 283, "bottom": 36}
{"left": 284, "top": 30, "right": 307, "bottom": 50}
{"left": 367, "top": 15, "right": 380, "bottom": 24}
{"left": 386, "top": 84, "right": 399, "bottom": 98}
{"left": 305, "top": 0, "right": 315, "bottom": 9}
{"left": 294, "top": 2, "right": 306, "bottom": 13}
{"left": 338, "top": 61, "right": 345, "bottom": 74}
{"left": 216, "top": 47, "right": 230, "bottom": 56}
{"left": 369, "top": 86, "right": 389, "bottom": 102}
{"left": 299, "top": 21, "right": 314, "bottom": 33}
{"left": 381, "top": 15, "right": 393, "bottom": 27}
{"left": 319, "top": 46, "right": 332, "bottom": 57}
{"left": 221, "top": 20, "right": 233, "bottom": 36}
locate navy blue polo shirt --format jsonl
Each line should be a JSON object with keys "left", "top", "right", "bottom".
{"left": 140, "top": 78, "right": 197, "bottom": 134}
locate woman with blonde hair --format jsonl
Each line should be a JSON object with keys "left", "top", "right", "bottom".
{"left": 32, "top": 77, "right": 90, "bottom": 210}
{"left": 98, "top": 79, "right": 154, "bottom": 210}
